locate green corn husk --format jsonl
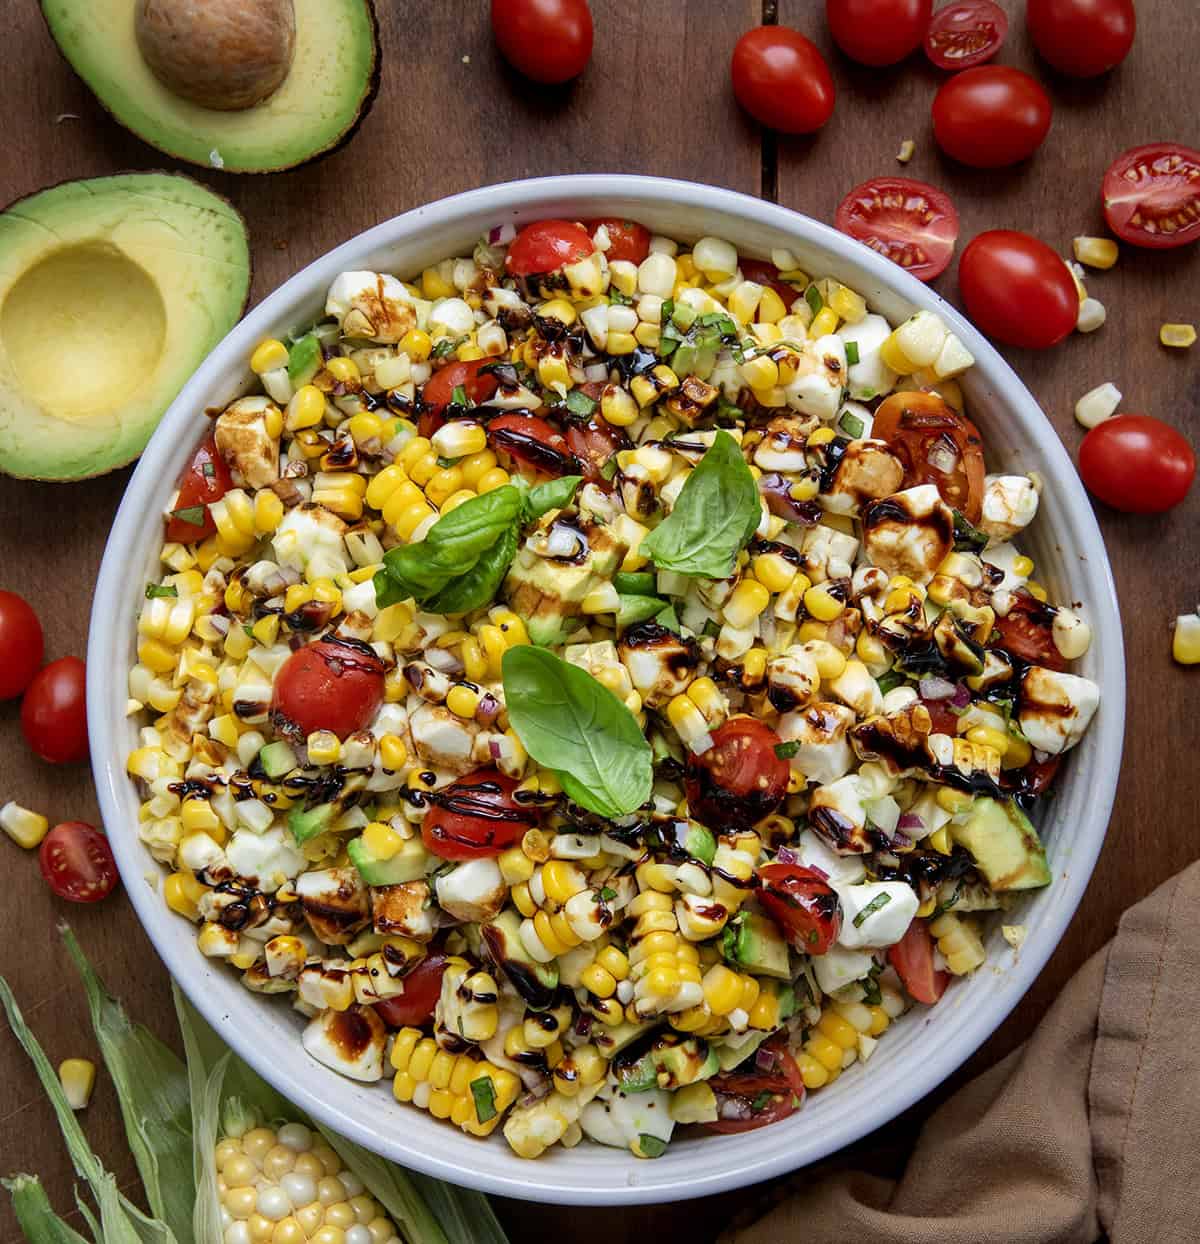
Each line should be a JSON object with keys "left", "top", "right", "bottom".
{"left": 1, "top": 1176, "right": 91, "bottom": 1244}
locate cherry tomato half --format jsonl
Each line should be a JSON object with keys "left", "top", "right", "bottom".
{"left": 271, "top": 639, "right": 386, "bottom": 739}
{"left": 739, "top": 259, "right": 803, "bottom": 310}
{"left": 0, "top": 591, "right": 44, "bottom": 701}
{"left": 1079, "top": 414, "right": 1196, "bottom": 513}
{"left": 992, "top": 591, "right": 1066, "bottom": 670}
{"left": 21, "top": 656, "right": 87, "bottom": 764}
{"left": 826, "top": 0, "right": 932, "bottom": 67}
{"left": 1102, "top": 144, "right": 1200, "bottom": 250}
{"left": 422, "top": 769, "right": 539, "bottom": 860}
{"left": 506, "top": 219, "right": 594, "bottom": 277}
{"left": 731, "top": 26, "right": 835, "bottom": 135}
{"left": 39, "top": 822, "right": 118, "bottom": 904}
{"left": 565, "top": 413, "right": 630, "bottom": 485}
{"left": 490, "top": 0, "right": 593, "bottom": 84}
{"left": 835, "top": 177, "right": 961, "bottom": 282}
{"left": 924, "top": 0, "right": 1009, "bottom": 70}
{"left": 758, "top": 862, "right": 842, "bottom": 955}
{"left": 872, "top": 391, "right": 986, "bottom": 521}
{"left": 373, "top": 955, "right": 448, "bottom": 1028}
{"left": 418, "top": 359, "right": 501, "bottom": 438}
{"left": 932, "top": 66, "right": 1052, "bottom": 168}
{"left": 921, "top": 696, "right": 963, "bottom": 736}
{"left": 488, "top": 413, "right": 580, "bottom": 477}
{"left": 703, "top": 1040, "right": 805, "bottom": 1133}
{"left": 887, "top": 918, "right": 950, "bottom": 1005}
{"left": 1002, "top": 754, "right": 1061, "bottom": 798}
{"left": 1027, "top": 0, "right": 1135, "bottom": 77}
{"left": 958, "top": 230, "right": 1078, "bottom": 349}
{"left": 165, "top": 436, "right": 233, "bottom": 544}
{"left": 584, "top": 219, "right": 651, "bottom": 265}
{"left": 685, "top": 717, "right": 789, "bottom": 831}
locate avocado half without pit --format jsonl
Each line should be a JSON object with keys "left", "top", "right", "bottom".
{"left": 40, "top": 0, "right": 379, "bottom": 173}
{"left": 0, "top": 173, "right": 250, "bottom": 481}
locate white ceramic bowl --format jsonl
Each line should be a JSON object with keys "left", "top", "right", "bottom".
{"left": 89, "top": 175, "right": 1125, "bottom": 1205}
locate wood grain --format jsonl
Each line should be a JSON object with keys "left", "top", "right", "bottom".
{"left": 0, "top": 0, "right": 1195, "bottom": 1240}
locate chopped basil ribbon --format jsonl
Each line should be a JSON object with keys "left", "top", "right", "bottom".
{"left": 952, "top": 509, "right": 989, "bottom": 554}
{"left": 144, "top": 583, "right": 178, "bottom": 599}
{"left": 805, "top": 285, "right": 823, "bottom": 316}
{"left": 170, "top": 505, "right": 206, "bottom": 527}
{"left": 774, "top": 740, "right": 800, "bottom": 760}
{"left": 563, "top": 389, "right": 597, "bottom": 416}
{"left": 450, "top": 384, "right": 469, "bottom": 407}
{"left": 599, "top": 886, "right": 617, "bottom": 901}
{"left": 469, "top": 1076, "right": 497, "bottom": 1123}
{"left": 839, "top": 410, "right": 865, "bottom": 438}
{"left": 876, "top": 669, "right": 906, "bottom": 695}
{"left": 844, "top": 340, "right": 860, "bottom": 366}
{"left": 852, "top": 892, "right": 893, "bottom": 928}
{"left": 430, "top": 336, "right": 465, "bottom": 359}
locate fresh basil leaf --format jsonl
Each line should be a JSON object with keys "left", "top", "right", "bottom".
{"left": 876, "top": 669, "right": 906, "bottom": 695}
{"left": 639, "top": 430, "right": 760, "bottom": 579}
{"left": 852, "top": 892, "right": 892, "bottom": 928}
{"left": 523, "top": 475, "right": 582, "bottom": 521}
{"left": 425, "top": 524, "right": 518, "bottom": 615}
{"left": 953, "top": 509, "right": 989, "bottom": 554}
{"left": 564, "top": 389, "right": 597, "bottom": 416}
{"left": 144, "top": 583, "right": 178, "bottom": 599}
{"left": 502, "top": 646, "right": 653, "bottom": 819}
{"left": 774, "top": 740, "right": 800, "bottom": 760}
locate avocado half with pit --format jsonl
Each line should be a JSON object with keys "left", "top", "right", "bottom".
{"left": 0, "top": 173, "right": 250, "bottom": 481}
{"left": 39, "top": 0, "right": 378, "bottom": 174}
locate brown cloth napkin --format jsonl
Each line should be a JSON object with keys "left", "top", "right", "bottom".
{"left": 723, "top": 861, "right": 1200, "bottom": 1244}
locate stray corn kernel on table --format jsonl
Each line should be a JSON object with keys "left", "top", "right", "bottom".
{"left": 0, "top": 0, "right": 1197, "bottom": 1240}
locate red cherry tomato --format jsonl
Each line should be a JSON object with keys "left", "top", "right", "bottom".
{"left": 739, "top": 259, "right": 803, "bottom": 311}
{"left": 958, "top": 230, "right": 1078, "bottom": 349}
{"left": 21, "top": 656, "right": 87, "bottom": 764}
{"left": 506, "top": 219, "right": 594, "bottom": 277}
{"left": 872, "top": 391, "right": 986, "bottom": 521}
{"left": 1003, "top": 754, "right": 1061, "bottom": 798}
{"left": 932, "top": 66, "right": 1052, "bottom": 168}
{"left": 888, "top": 918, "right": 950, "bottom": 1005}
{"left": 488, "top": 413, "right": 579, "bottom": 477}
{"left": 731, "top": 26, "right": 835, "bottom": 135}
{"left": 418, "top": 359, "right": 501, "bottom": 438}
{"left": 685, "top": 717, "right": 789, "bottom": 831}
{"left": 565, "top": 413, "right": 630, "bottom": 484}
{"left": 422, "top": 769, "right": 538, "bottom": 860}
{"left": 993, "top": 591, "right": 1067, "bottom": 671}
{"left": 758, "top": 862, "right": 842, "bottom": 955}
{"left": 835, "top": 177, "right": 961, "bottom": 282}
{"left": 703, "top": 1040, "right": 805, "bottom": 1133}
{"left": 0, "top": 591, "right": 44, "bottom": 700}
{"left": 1027, "top": 0, "right": 1135, "bottom": 77}
{"left": 165, "top": 436, "right": 233, "bottom": 544}
{"left": 826, "top": 0, "right": 932, "bottom": 66}
{"left": 373, "top": 955, "right": 448, "bottom": 1028}
{"left": 1079, "top": 414, "right": 1196, "bottom": 514}
{"left": 925, "top": 0, "right": 1009, "bottom": 69}
{"left": 271, "top": 639, "right": 386, "bottom": 739}
{"left": 1102, "top": 144, "right": 1200, "bottom": 250}
{"left": 583, "top": 219, "right": 651, "bottom": 265}
{"left": 490, "top": 0, "right": 593, "bottom": 84}
{"left": 39, "top": 822, "right": 118, "bottom": 904}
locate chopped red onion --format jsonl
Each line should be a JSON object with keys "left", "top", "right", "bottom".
{"left": 951, "top": 682, "right": 971, "bottom": 707}
{"left": 897, "top": 812, "right": 925, "bottom": 832}
{"left": 583, "top": 362, "right": 610, "bottom": 383}
{"left": 919, "top": 676, "right": 956, "bottom": 700}
{"left": 776, "top": 846, "right": 799, "bottom": 865}
{"left": 719, "top": 1097, "right": 753, "bottom": 1120}
{"left": 892, "top": 830, "right": 912, "bottom": 849}
{"left": 517, "top": 1081, "right": 552, "bottom": 1109}
{"left": 1033, "top": 749, "right": 1051, "bottom": 764}
{"left": 808, "top": 863, "right": 829, "bottom": 880}
{"left": 477, "top": 692, "right": 501, "bottom": 725}
{"left": 489, "top": 739, "right": 503, "bottom": 760}
{"left": 691, "top": 731, "right": 715, "bottom": 756}
{"left": 926, "top": 438, "right": 959, "bottom": 473}
{"left": 755, "top": 1046, "right": 778, "bottom": 1071}
{"left": 488, "top": 223, "right": 516, "bottom": 245}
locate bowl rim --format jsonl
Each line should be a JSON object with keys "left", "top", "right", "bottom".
{"left": 88, "top": 173, "right": 1125, "bottom": 1205}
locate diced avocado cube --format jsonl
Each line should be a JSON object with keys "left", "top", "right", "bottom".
{"left": 481, "top": 909, "right": 558, "bottom": 1008}
{"left": 287, "top": 332, "right": 323, "bottom": 387}
{"left": 712, "top": 1029, "right": 769, "bottom": 1072}
{"left": 950, "top": 797, "right": 1051, "bottom": 891}
{"left": 614, "top": 571, "right": 657, "bottom": 596}
{"left": 347, "top": 834, "right": 432, "bottom": 887}
{"left": 617, "top": 594, "right": 668, "bottom": 629}
{"left": 257, "top": 740, "right": 296, "bottom": 779}
{"left": 287, "top": 802, "right": 336, "bottom": 844}
{"left": 723, "top": 912, "right": 792, "bottom": 980}
{"left": 684, "top": 822, "right": 716, "bottom": 866}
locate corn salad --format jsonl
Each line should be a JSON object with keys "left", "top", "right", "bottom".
{"left": 128, "top": 217, "right": 1100, "bottom": 1159}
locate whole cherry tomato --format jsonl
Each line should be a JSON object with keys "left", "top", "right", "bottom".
{"left": 39, "top": 822, "right": 118, "bottom": 903}
{"left": 583, "top": 219, "right": 652, "bottom": 265}
{"left": 271, "top": 639, "right": 387, "bottom": 739}
{"left": 506, "top": 219, "right": 594, "bottom": 276}
{"left": 422, "top": 769, "right": 539, "bottom": 859}
{"left": 703, "top": 1038, "right": 805, "bottom": 1133}
{"left": 924, "top": 0, "right": 1009, "bottom": 70}
{"left": 373, "top": 955, "right": 448, "bottom": 1028}
{"left": 993, "top": 591, "right": 1067, "bottom": 670}
{"left": 165, "top": 436, "right": 233, "bottom": 544}
{"left": 888, "top": 918, "right": 950, "bottom": 1004}
{"left": 1079, "top": 414, "right": 1195, "bottom": 513}
{"left": 758, "top": 862, "right": 842, "bottom": 954}
{"left": 488, "top": 414, "right": 580, "bottom": 476}
{"left": 21, "top": 656, "right": 87, "bottom": 764}
{"left": 731, "top": 26, "right": 835, "bottom": 134}
{"left": 0, "top": 590, "right": 44, "bottom": 700}
{"left": 1027, "top": 0, "right": 1135, "bottom": 77}
{"left": 958, "top": 230, "right": 1078, "bottom": 349}
{"left": 835, "top": 177, "right": 961, "bottom": 282}
{"left": 685, "top": 717, "right": 789, "bottom": 831}
{"left": 932, "top": 66, "right": 1052, "bottom": 167}
{"left": 491, "top": 0, "right": 593, "bottom": 84}
{"left": 418, "top": 359, "right": 501, "bottom": 437}
{"left": 826, "top": 0, "right": 932, "bottom": 67}
{"left": 1102, "top": 144, "right": 1200, "bottom": 250}
{"left": 872, "top": 391, "right": 986, "bottom": 521}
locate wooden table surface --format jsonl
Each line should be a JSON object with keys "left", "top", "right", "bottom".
{"left": 1, "top": 1, "right": 1196, "bottom": 1239}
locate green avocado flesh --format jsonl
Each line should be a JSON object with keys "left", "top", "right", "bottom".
{"left": 0, "top": 173, "right": 249, "bottom": 481}
{"left": 950, "top": 797, "right": 1052, "bottom": 891}
{"left": 39, "top": 0, "right": 377, "bottom": 173}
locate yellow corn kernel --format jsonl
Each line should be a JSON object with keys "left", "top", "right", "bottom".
{"left": 806, "top": 426, "right": 836, "bottom": 448}
{"left": 58, "top": 1058, "right": 96, "bottom": 1111}
{"left": 379, "top": 733, "right": 407, "bottom": 771}
{"left": 1160, "top": 322, "right": 1197, "bottom": 349}
{"left": 325, "top": 356, "right": 360, "bottom": 385}
{"left": 362, "top": 820, "right": 403, "bottom": 861}
{"left": 686, "top": 676, "right": 725, "bottom": 724}
{"left": 804, "top": 584, "right": 846, "bottom": 623}
{"left": 752, "top": 551, "right": 796, "bottom": 594}
{"left": 830, "top": 284, "right": 867, "bottom": 323}
{"left": 807, "top": 640, "right": 846, "bottom": 679}
{"left": 1173, "top": 614, "right": 1200, "bottom": 665}
{"left": 539, "top": 297, "right": 577, "bottom": 325}
{"left": 0, "top": 802, "right": 49, "bottom": 850}
{"left": 796, "top": 1052, "right": 830, "bottom": 1089}
{"left": 595, "top": 945, "right": 629, "bottom": 980}
{"left": 740, "top": 354, "right": 779, "bottom": 390}
{"left": 581, "top": 964, "right": 617, "bottom": 999}
{"left": 307, "top": 731, "right": 341, "bottom": 765}
{"left": 284, "top": 583, "right": 314, "bottom": 613}
{"left": 966, "top": 725, "right": 1010, "bottom": 755}
{"left": 164, "top": 871, "right": 208, "bottom": 920}
{"left": 701, "top": 964, "right": 743, "bottom": 1016}
{"left": 600, "top": 385, "right": 639, "bottom": 426}
{"left": 498, "top": 845, "right": 535, "bottom": 884}
{"left": 724, "top": 580, "right": 770, "bottom": 628}
{"left": 180, "top": 798, "right": 220, "bottom": 835}
{"left": 446, "top": 684, "right": 480, "bottom": 719}
{"left": 137, "top": 638, "right": 177, "bottom": 674}
{"left": 252, "top": 490, "right": 283, "bottom": 535}
{"left": 1026, "top": 581, "right": 1049, "bottom": 602}
{"left": 1001, "top": 735, "right": 1033, "bottom": 770}
{"left": 424, "top": 466, "right": 464, "bottom": 507}
{"left": 1072, "top": 236, "right": 1119, "bottom": 269}
{"left": 810, "top": 307, "right": 839, "bottom": 338}
{"left": 879, "top": 331, "right": 918, "bottom": 374}
{"left": 757, "top": 286, "right": 787, "bottom": 323}
{"left": 400, "top": 328, "right": 433, "bottom": 361}
{"left": 542, "top": 860, "right": 587, "bottom": 904}
{"left": 748, "top": 990, "right": 780, "bottom": 1030}
{"left": 286, "top": 384, "right": 327, "bottom": 431}
{"left": 936, "top": 787, "right": 974, "bottom": 814}
{"left": 250, "top": 338, "right": 288, "bottom": 374}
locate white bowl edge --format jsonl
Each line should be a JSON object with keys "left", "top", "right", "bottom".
{"left": 88, "top": 175, "right": 1126, "bottom": 1206}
